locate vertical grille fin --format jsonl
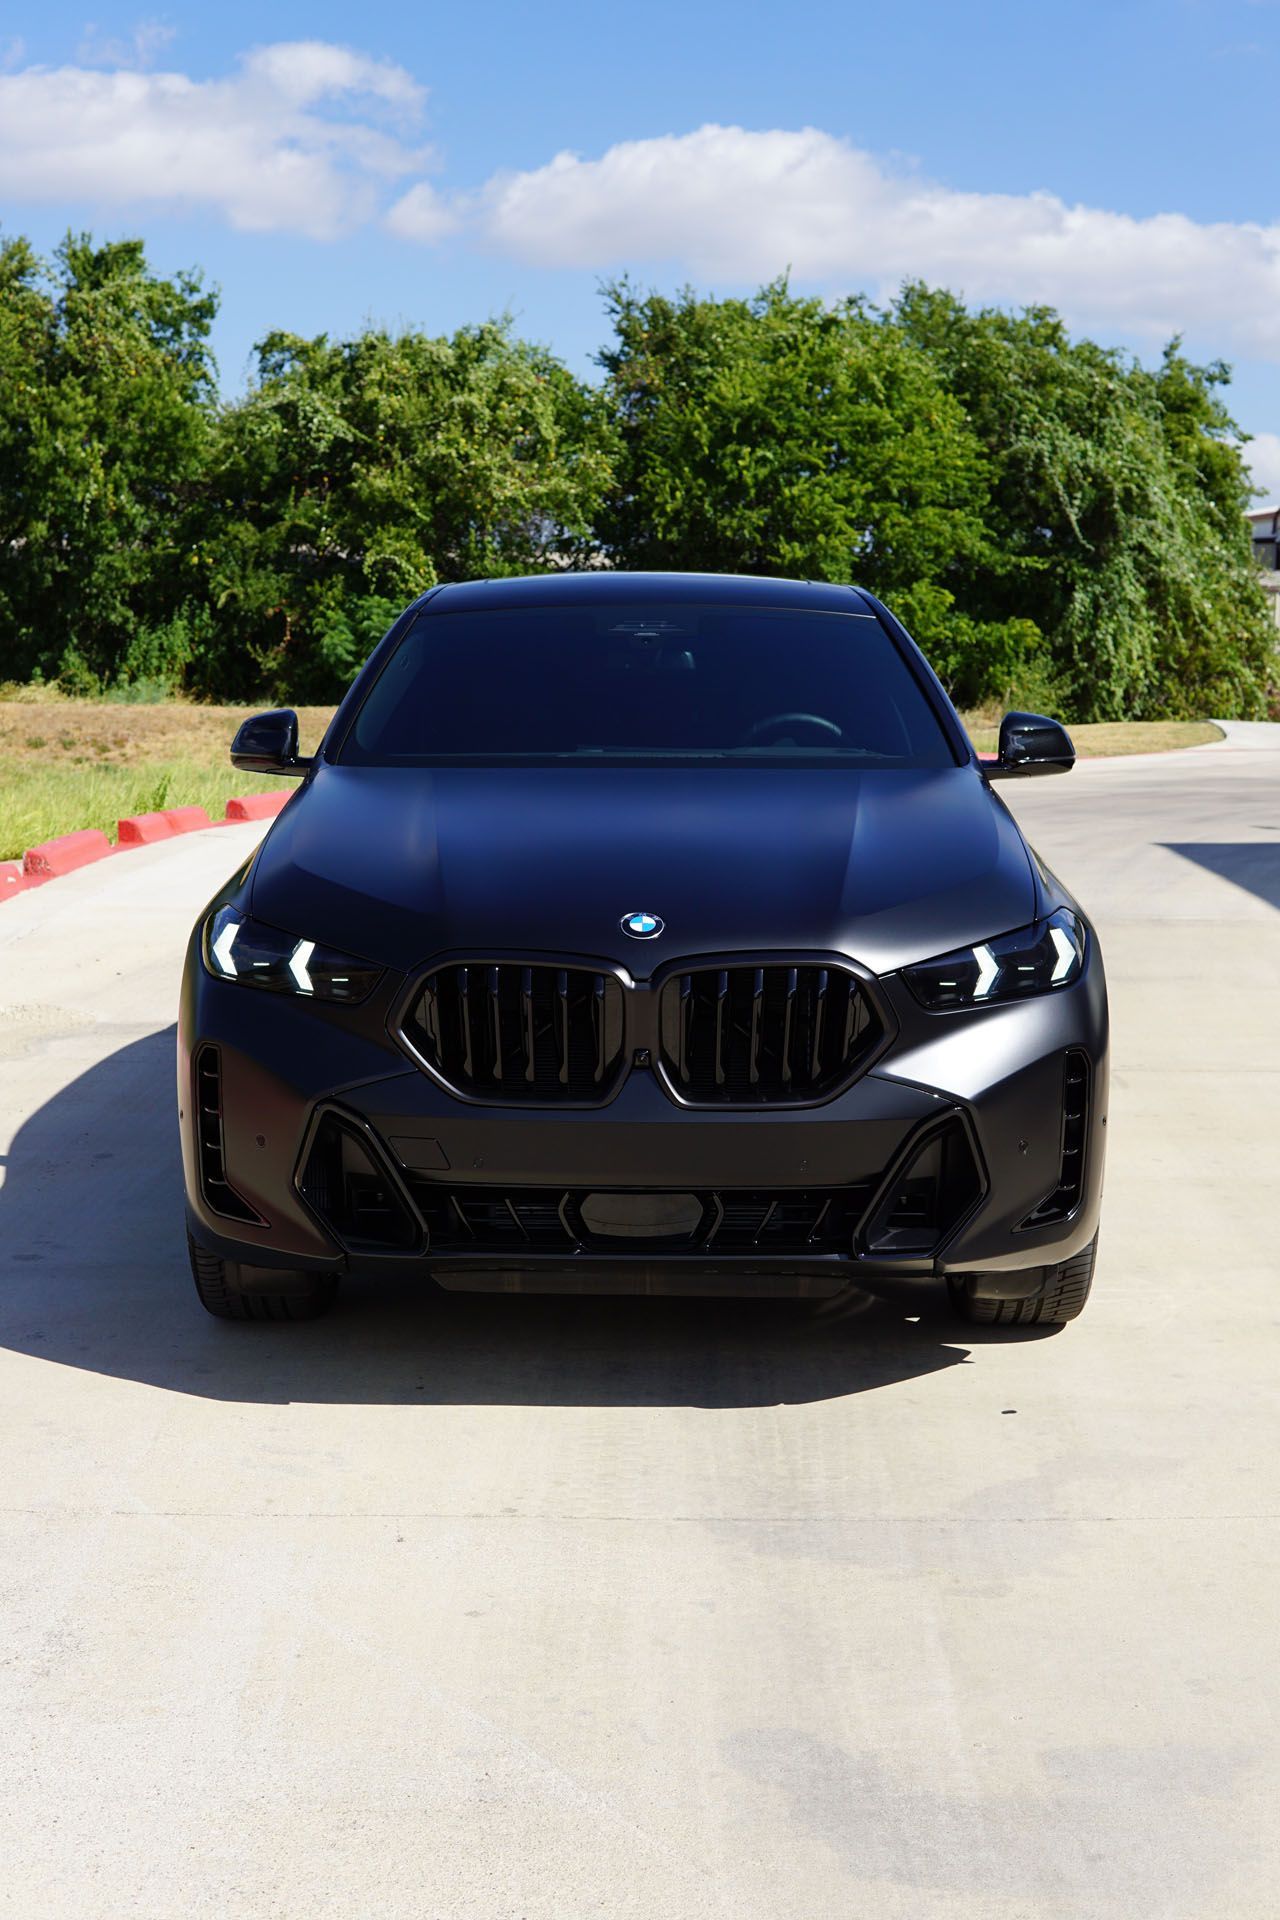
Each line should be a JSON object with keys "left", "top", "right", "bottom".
{"left": 748, "top": 970, "right": 765, "bottom": 1086}
{"left": 458, "top": 966, "right": 474, "bottom": 1081}
{"left": 676, "top": 974, "right": 693, "bottom": 1084}
{"left": 521, "top": 967, "right": 536, "bottom": 1084}
{"left": 713, "top": 970, "right": 729, "bottom": 1088}
{"left": 488, "top": 966, "right": 503, "bottom": 1082}
{"left": 557, "top": 970, "right": 571, "bottom": 1086}
{"left": 592, "top": 974, "right": 607, "bottom": 1084}
{"left": 780, "top": 967, "right": 798, "bottom": 1086}
{"left": 810, "top": 968, "right": 828, "bottom": 1080}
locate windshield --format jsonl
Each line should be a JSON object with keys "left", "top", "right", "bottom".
{"left": 338, "top": 602, "right": 958, "bottom": 769}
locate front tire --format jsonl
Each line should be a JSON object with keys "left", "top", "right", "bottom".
{"left": 187, "top": 1234, "right": 338, "bottom": 1322}
{"left": 949, "top": 1233, "right": 1098, "bottom": 1327}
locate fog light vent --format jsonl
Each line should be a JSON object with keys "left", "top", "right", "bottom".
{"left": 299, "top": 1113, "right": 420, "bottom": 1252}
{"left": 862, "top": 1116, "right": 983, "bottom": 1256}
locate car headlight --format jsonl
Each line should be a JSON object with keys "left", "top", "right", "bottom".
{"left": 203, "top": 906, "right": 383, "bottom": 1004}
{"left": 903, "top": 908, "right": 1086, "bottom": 1011}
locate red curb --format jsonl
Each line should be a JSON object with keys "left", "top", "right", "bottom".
{"left": 23, "top": 828, "right": 114, "bottom": 879}
{"left": 163, "top": 805, "right": 214, "bottom": 833}
{"left": 225, "top": 791, "right": 289, "bottom": 822}
{"left": 117, "top": 810, "right": 178, "bottom": 846}
{"left": 3, "top": 792, "right": 286, "bottom": 905}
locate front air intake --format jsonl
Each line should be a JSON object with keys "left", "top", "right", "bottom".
{"left": 861, "top": 1114, "right": 984, "bottom": 1255}
{"left": 1019, "top": 1051, "right": 1090, "bottom": 1229}
{"left": 193, "top": 1044, "right": 263, "bottom": 1225}
{"left": 657, "top": 962, "right": 882, "bottom": 1105}
{"left": 403, "top": 963, "right": 627, "bottom": 1104}
{"left": 298, "top": 1112, "right": 420, "bottom": 1251}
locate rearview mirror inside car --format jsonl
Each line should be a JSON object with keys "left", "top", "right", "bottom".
{"left": 230, "top": 709, "right": 312, "bottom": 776}
{"left": 986, "top": 710, "right": 1075, "bottom": 780}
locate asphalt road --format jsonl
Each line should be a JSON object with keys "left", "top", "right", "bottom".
{"left": 1, "top": 728, "right": 1277, "bottom": 1919}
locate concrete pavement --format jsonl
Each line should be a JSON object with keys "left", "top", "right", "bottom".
{"left": 0, "top": 733, "right": 1278, "bottom": 1918}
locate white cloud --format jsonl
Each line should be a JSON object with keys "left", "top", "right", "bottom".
{"left": 384, "top": 180, "right": 459, "bottom": 244}
{"left": 0, "top": 41, "right": 429, "bottom": 238}
{"left": 1244, "top": 431, "right": 1280, "bottom": 504}
{"left": 77, "top": 20, "right": 176, "bottom": 70}
{"left": 468, "top": 124, "right": 1280, "bottom": 359}
{"left": 241, "top": 40, "right": 423, "bottom": 113}
{"left": 6, "top": 41, "right": 1280, "bottom": 382}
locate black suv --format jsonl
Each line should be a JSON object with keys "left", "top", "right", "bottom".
{"left": 180, "top": 573, "right": 1107, "bottom": 1326}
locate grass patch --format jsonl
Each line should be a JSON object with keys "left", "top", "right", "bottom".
{"left": 0, "top": 701, "right": 335, "bottom": 862}
{"left": 958, "top": 717, "right": 1224, "bottom": 758}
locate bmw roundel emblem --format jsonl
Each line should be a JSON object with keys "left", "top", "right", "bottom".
{"left": 622, "top": 910, "right": 664, "bottom": 940}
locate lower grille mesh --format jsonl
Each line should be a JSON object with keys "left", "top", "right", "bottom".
{"left": 404, "top": 1183, "right": 876, "bottom": 1256}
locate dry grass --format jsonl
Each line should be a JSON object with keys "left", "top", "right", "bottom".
{"left": 0, "top": 694, "right": 1225, "bottom": 863}
{"left": 0, "top": 699, "right": 336, "bottom": 862}
{"left": 959, "top": 715, "right": 1224, "bottom": 758}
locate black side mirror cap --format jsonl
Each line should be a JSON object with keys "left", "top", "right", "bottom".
{"left": 985, "top": 710, "right": 1075, "bottom": 780}
{"left": 230, "top": 709, "right": 312, "bottom": 776}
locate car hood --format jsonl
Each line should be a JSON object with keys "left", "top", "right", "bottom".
{"left": 248, "top": 764, "right": 1036, "bottom": 977}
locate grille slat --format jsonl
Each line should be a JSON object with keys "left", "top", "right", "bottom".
{"left": 780, "top": 967, "right": 797, "bottom": 1087}
{"left": 659, "top": 961, "right": 882, "bottom": 1104}
{"left": 521, "top": 967, "right": 536, "bottom": 1084}
{"left": 407, "top": 962, "right": 627, "bottom": 1102}
{"left": 592, "top": 974, "right": 607, "bottom": 1084}
{"left": 458, "top": 967, "right": 475, "bottom": 1080}
{"left": 810, "top": 969, "right": 828, "bottom": 1081}
{"left": 713, "top": 971, "right": 729, "bottom": 1087}
{"left": 677, "top": 975, "right": 693, "bottom": 1083}
{"left": 748, "top": 969, "right": 764, "bottom": 1086}
{"left": 488, "top": 966, "right": 503, "bottom": 1081}
{"left": 557, "top": 970, "right": 571, "bottom": 1086}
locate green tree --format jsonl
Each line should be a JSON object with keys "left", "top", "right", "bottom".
{"left": 197, "top": 320, "right": 617, "bottom": 700}
{"left": 595, "top": 279, "right": 1041, "bottom": 705}
{"left": 0, "top": 232, "right": 217, "bottom": 687}
{"left": 893, "top": 285, "right": 1275, "bottom": 719}
{"left": 1, "top": 228, "right": 1272, "bottom": 721}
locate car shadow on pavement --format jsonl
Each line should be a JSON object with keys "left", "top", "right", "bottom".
{"left": 1161, "top": 840, "right": 1280, "bottom": 910}
{"left": 0, "top": 1027, "right": 1057, "bottom": 1408}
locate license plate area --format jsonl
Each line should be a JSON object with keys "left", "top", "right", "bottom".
{"left": 576, "top": 1192, "right": 705, "bottom": 1243}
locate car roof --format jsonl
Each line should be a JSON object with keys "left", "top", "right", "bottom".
{"left": 421, "top": 573, "right": 877, "bottom": 615}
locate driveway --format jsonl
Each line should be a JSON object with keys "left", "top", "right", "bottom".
{"left": 0, "top": 728, "right": 1277, "bottom": 1918}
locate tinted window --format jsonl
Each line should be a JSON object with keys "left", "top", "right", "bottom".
{"left": 340, "top": 602, "right": 956, "bottom": 769}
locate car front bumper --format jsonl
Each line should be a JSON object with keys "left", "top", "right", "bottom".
{"left": 180, "top": 918, "right": 1108, "bottom": 1302}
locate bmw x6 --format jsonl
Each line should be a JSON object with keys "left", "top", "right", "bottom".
{"left": 179, "top": 573, "right": 1107, "bottom": 1326}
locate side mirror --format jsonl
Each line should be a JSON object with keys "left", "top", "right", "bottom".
{"left": 985, "top": 710, "right": 1075, "bottom": 780}
{"left": 230, "top": 708, "right": 312, "bottom": 776}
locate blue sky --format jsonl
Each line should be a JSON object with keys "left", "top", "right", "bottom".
{"left": 4, "top": 0, "right": 1280, "bottom": 496}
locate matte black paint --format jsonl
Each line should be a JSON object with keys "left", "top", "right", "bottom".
{"left": 179, "top": 573, "right": 1108, "bottom": 1302}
